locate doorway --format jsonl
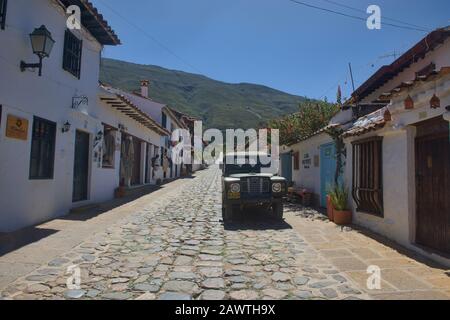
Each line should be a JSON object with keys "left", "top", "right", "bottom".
{"left": 415, "top": 117, "right": 450, "bottom": 254}
{"left": 281, "top": 153, "right": 293, "bottom": 183}
{"left": 131, "top": 137, "right": 141, "bottom": 185}
{"left": 73, "top": 130, "right": 90, "bottom": 202}
{"left": 320, "top": 142, "right": 337, "bottom": 208}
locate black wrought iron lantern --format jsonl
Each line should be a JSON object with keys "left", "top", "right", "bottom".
{"left": 62, "top": 121, "right": 71, "bottom": 133}
{"left": 20, "top": 25, "right": 55, "bottom": 76}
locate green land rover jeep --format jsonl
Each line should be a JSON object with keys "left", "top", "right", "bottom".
{"left": 221, "top": 153, "right": 287, "bottom": 222}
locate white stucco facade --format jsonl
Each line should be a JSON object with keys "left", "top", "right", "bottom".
{"left": 0, "top": 0, "right": 110, "bottom": 231}
{"left": 342, "top": 34, "right": 450, "bottom": 265}
{"left": 0, "top": 0, "right": 172, "bottom": 232}
{"left": 290, "top": 133, "right": 333, "bottom": 204}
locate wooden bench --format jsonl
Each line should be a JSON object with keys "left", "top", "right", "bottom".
{"left": 288, "top": 187, "right": 313, "bottom": 206}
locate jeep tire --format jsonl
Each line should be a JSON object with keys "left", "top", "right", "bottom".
{"left": 222, "top": 205, "right": 234, "bottom": 222}
{"left": 272, "top": 202, "right": 284, "bottom": 220}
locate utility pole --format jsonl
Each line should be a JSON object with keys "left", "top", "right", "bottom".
{"left": 348, "top": 62, "right": 356, "bottom": 93}
{"left": 348, "top": 62, "right": 359, "bottom": 119}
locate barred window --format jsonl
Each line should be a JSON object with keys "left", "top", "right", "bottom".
{"left": 352, "top": 137, "right": 383, "bottom": 217}
{"left": 30, "top": 117, "right": 56, "bottom": 179}
{"left": 0, "top": 0, "right": 7, "bottom": 30}
{"left": 63, "top": 30, "right": 83, "bottom": 78}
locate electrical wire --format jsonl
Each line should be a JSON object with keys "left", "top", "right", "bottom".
{"left": 96, "top": 0, "right": 203, "bottom": 75}
{"left": 321, "top": 0, "right": 431, "bottom": 31}
{"left": 287, "top": 0, "right": 429, "bottom": 32}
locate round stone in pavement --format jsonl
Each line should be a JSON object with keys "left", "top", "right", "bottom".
{"left": 64, "top": 289, "right": 86, "bottom": 299}
{"left": 229, "top": 290, "right": 259, "bottom": 300}
{"left": 293, "top": 290, "right": 313, "bottom": 300}
{"left": 202, "top": 278, "right": 225, "bottom": 289}
{"left": 162, "top": 280, "right": 199, "bottom": 294}
{"left": 320, "top": 288, "right": 338, "bottom": 299}
{"left": 293, "top": 276, "right": 310, "bottom": 286}
{"left": 199, "top": 267, "right": 223, "bottom": 278}
{"left": 159, "top": 292, "right": 191, "bottom": 300}
{"left": 262, "top": 288, "right": 288, "bottom": 299}
{"left": 200, "top": 290, "right": 226, "bottom": 300}
{"left": 271, "top": 272, "right": 291, "bottom": 282}
{"left": 26, "top": 284, "right": 50, "bottom": 293}
{"left": 133, "top": 283, "right": 160, "bottom": 293}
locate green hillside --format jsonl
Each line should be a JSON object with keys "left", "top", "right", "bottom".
{"left": 100, "top": 58, "right": 310, "bottom": 129}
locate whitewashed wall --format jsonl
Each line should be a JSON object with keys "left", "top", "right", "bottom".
{"left": 290, "top": 133, "right": 332, "bottom": 203}
{"left": 344, "top": 72, "right": 450, "bottom": 265}
{"left": 0, "top": 0, "right": 107, "bottom": 231}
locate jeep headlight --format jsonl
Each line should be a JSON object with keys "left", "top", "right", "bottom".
{"left": 230, "top": 183, "right": 240, "bottom": 193}
{"left": 272, "top": 183, "right": 282, "bottom": 193}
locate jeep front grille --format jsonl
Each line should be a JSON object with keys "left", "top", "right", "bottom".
{"left": 241, "top": 177, "right": 270, "bottom": 194}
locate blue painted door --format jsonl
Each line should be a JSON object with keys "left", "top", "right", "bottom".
{"left": 320, "top": 143, "right": 337, "bottom": 208}
{"left": 281, "top": 153, "right": 292, "bottom": 183}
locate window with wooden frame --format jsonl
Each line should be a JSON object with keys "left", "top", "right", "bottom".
{"left": 0, "top": 0, "right": 7, "bottom": 30}
{"left": 30, "top": 117, "right": 56, "bottom": 180}
{"left": 352, "top": 137, "right": 383, "bottom": 217}
{"left": 293, "top": 152, "right": 300, "bottom": 171}
{"left": 63, "top": 30, "right": 83, "bottom": 78}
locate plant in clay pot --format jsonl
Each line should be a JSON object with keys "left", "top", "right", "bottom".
{"left": 329, "top": 184, "right": 352, "bottom": 225}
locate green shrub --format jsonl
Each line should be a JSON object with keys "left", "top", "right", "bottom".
{"left": 328, "top": 184, "right": 349, "bottom": 211}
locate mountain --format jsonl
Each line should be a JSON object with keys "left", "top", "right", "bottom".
{"left": 100, "top": 58, "right": 310, "bottom": 129}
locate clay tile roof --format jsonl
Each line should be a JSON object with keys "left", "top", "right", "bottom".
{"left": 379, "top": 67, "right": 450, "bottom": 99}
{"left": 342, "top": 108, "right": 387, "bottom": 138}
{"left": 59, "top": 0, "right": 120, "bottom": 45}
{"left": 347, "top": 26, "right": 450, "bottom": 104}
{"left": 99, "top": 86, "right": 170, "bottom": 136}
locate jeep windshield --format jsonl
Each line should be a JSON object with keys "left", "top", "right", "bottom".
{"left": 223, "top": 157, "right": 272, "bottom": 176}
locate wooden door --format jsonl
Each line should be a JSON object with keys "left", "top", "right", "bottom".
{"left": 415, "top": 117, "right": 450, "bottom": 254}
{"left": 73, "top": 130, "right": 90, "bottom": 202}
{"left": 131, "top": 137, "right": 141, "bottom": 185}
{"left": 281, "top": 153, "right": 293, "bottom": 183}
{"left": 320, "top": 143, "right": 337, "bottom": 208}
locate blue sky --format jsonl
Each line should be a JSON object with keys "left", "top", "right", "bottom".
{"left": 92, "top": 0, "right": 450, "bottom": 101}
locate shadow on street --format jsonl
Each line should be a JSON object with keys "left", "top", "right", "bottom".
{"left": 223, "top": 207, "right": 293, "bottom": 231}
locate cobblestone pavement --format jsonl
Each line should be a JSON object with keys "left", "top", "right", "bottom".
{"left": 0, "top": 167, "right": 414, "bottom": 300}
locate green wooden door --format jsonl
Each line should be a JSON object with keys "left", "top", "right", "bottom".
{"left": 73, "top": 130, "right": 90, "bottom": 202}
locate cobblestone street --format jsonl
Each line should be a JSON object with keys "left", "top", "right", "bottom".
{"left": 0, "top": 167, "right": 448, "bottom": 300}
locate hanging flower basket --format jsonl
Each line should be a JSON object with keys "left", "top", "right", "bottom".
{"left": 404, "top": 95, "right": 414, "bottom": 110}
{"left": 430, "top": 94, "right": 441, "bottom": 109}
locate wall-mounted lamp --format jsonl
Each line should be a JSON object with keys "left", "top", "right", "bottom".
{"left": 62, "top": 121, "right": 71, "bottom": 133}
{"left": 20, "top": 25, "right": 55, "bottom": 76}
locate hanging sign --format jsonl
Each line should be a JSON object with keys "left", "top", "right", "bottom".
{"left": 6, "top": 115, "right": 28, "bottom": 140}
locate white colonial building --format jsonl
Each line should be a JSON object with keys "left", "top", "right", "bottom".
{"left": 283, "top": 26, "right": 450, "bottom": 265}
{"left": 100, "top": 80, "right": 191, "bottom": 181}
{"left": 342, "top": 26, "right": 450, "bottom": 265}
{"left": 0, "top": 0, "right": 124, "bottom": 231}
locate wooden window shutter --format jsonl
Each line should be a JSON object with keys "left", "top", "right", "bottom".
{"left": 293, "top": 152, "right": 300, "bottom": 171}
{"left": 0, "top": 0, "right": 7, "bottom": 30}
{"left": 351, "top": 137, "right": 383, "bottom": 216}
{"left": 63, "top": 30, "right": 83, "bottom": 78}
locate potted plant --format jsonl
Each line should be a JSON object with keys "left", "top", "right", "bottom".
{"left": 326, "top": 194, "right": 334, "bottom": 222}
{"left": 329, "top": 184, "right": 352, "bottom": 225}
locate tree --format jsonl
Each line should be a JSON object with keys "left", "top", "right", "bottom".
{"left": 269, "top": 100, "right": 338, "bottom": 146}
